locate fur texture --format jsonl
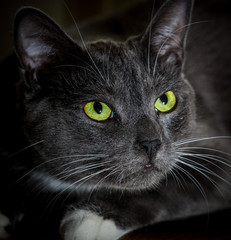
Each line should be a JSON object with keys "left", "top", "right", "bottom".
{"left": 0, "top": 0, "right": 231, "bottom": 239}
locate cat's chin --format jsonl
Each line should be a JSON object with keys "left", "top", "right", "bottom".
{"left": 106, "top": 168, "right": 165, "bottom": 191}
{"left": 82, "top": 164, "right": 168, "bottom": 191}
{"left": 31, "top": 167, "right": 165, "bottom": 193}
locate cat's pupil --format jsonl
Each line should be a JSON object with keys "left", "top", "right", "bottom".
{"left": 160, "top": 94, "right": 168, "bottom": 105}
{"left": 94, "top": 102, "right": 103, "bottom": 114}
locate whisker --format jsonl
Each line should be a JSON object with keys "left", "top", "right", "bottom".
{"left": 177, "top": 150, "right": 231, "bottom": 172}
{"left": 177, "top": 157, "right": 228, "bottom": 198}
{"left": 57, "top": 155, "right": 108, "bottom": 169}
{"left": 40, "top": 166, "right": 115, "bottom": 217}
{"left": 106, "top": 42, "right": 112, "bottom": 84}
{"left": 178, "top": 157, "right": 230, "bottom": 186}
{"left": 115, "top": 167, "right": 128, "bottom": 185}
{"left": 169, "top": 168, "right": 186, "bottom": 190}
{"left": 107, "top": 166, "right": 124, "bottom": 186}
{"left": 57, "top": 161, "right": 111, "bottom": 180}
{"left": 87, "top": 165, "right": 120, "bottom": 200}
{"left": 52, "top": 166, "right": 115, "bottom": 205}
{"left": 147, "top": 0, "right": 156, "bottom": 74}
{"left": 63, "top": 3, "right": 107, "bottom": 83}
{"left": 178, "top": 146, "right": 231, "bottom": 158}
{"left": 175, "top": 136, "right": 231, "bottom": 146}
{"left": 5, "top": 140, "right": 44, "bottom": 160}
{"left": 198, "top": 153, "right": 231, "bottom": 168}
{"left": 15, "top": 154, "right": 107, "bottom": 183}
{"left": 174, "top": 164, "right": 208, "bottom": 203}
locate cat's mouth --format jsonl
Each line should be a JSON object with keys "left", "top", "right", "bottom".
{"left": 96, "top": 154, "right": 176, "bottom": 190}
{"left": 105, "top": 164, "right": 166, "bottom": 190}
{"left": 40, "top": 147, "right": 177, "bottom": 191}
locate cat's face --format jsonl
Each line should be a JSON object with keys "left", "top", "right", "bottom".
{"left": 15, "top": 0, "right": 195, "bottom": 190}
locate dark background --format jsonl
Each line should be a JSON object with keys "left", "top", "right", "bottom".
{"left": 0, "top": 0, "right": 141, "bottom": 62}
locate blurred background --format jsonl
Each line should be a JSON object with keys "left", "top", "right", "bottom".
{"left": 0, "top": 0, "right": 141, "bottom": 62}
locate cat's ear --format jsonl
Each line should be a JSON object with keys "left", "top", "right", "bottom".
{"left": 141, "top": 0, "right": 193, "bottom": 66}
{"left": 14, "top": 8, "right": 83, "bottom": 88}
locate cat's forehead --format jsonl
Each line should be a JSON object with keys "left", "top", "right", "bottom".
{"left": 83, "top": 40, "right": 179, "bottom": 102}
{"left": 87, "top": 40, "right": 143, "bottom": 76}
{"left": 84, "top": 41, "right": 152, "bottom": 104}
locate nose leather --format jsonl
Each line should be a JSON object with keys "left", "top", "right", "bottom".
{"left": 139, "top": 139, "right": 161, "bottom": 161}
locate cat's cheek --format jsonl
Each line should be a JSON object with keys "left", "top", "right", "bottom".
{"left": 60, "top": 209, "right": 126, "bottom": 240}
{"left": 157, "top": 106, "right": 193, "bottom": 140}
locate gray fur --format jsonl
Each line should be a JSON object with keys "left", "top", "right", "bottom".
{"left": 0, "top": 0, "right": 231, "bottom": 239}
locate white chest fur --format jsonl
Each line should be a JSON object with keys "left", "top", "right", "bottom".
{"left": 0, "top": 211, "right": 10, "bottom": 238}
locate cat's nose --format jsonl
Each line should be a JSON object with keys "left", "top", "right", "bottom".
{"left": 139, "top": 139, "right": 161, "bottom": 162}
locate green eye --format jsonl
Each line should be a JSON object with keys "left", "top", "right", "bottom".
{"left": 154, "top": 91, "right": 176, "bottom": 113}
{"left": 84, "top": 101, "right": 113, "bottom": 121}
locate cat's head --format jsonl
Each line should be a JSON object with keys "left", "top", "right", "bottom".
{"left": 14, "top": 0, "right": 195, "bottom": 191}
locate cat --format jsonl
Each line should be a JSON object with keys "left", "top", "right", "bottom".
{"left": 0, "top": 0, "right": 231, "bottom": 239}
